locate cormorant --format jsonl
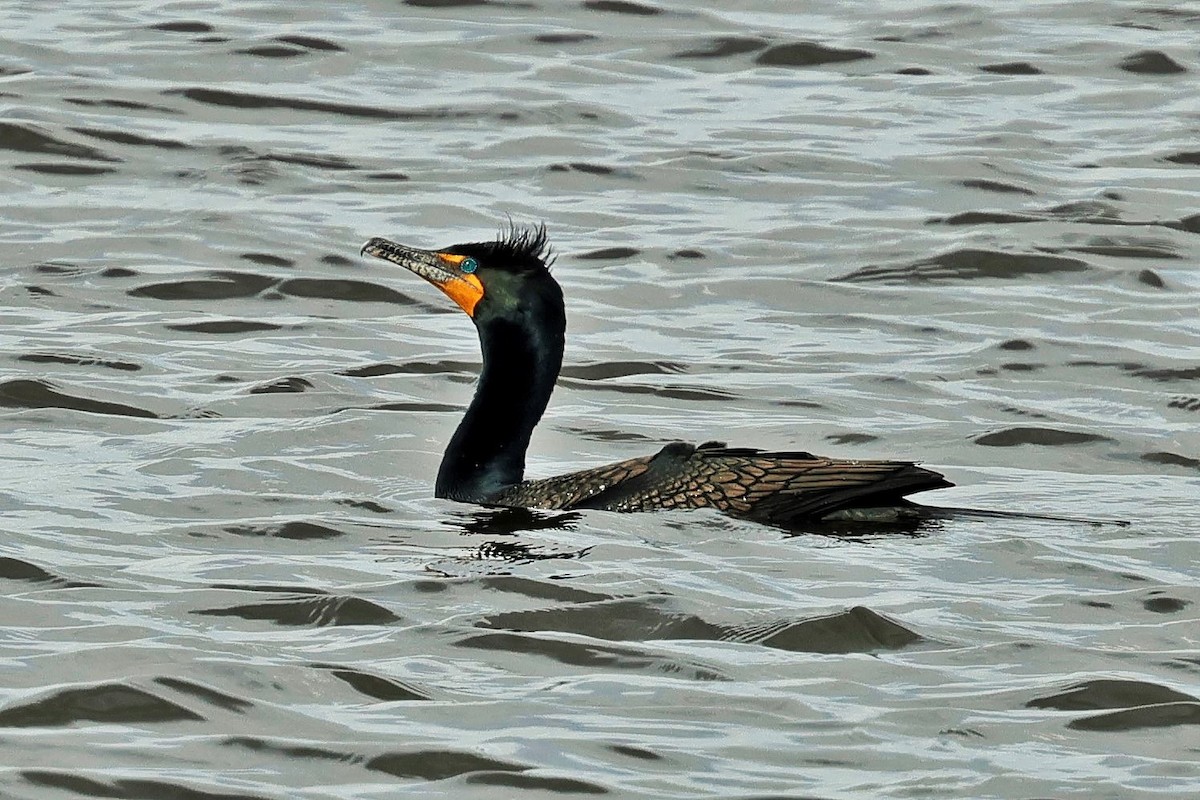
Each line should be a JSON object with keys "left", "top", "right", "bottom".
{"left": 361, "top": 225, "right": 952, "bottom": 527}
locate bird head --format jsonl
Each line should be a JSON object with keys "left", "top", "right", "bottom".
{"left": 361, "top": 223, "right": 561, "bottom": 328}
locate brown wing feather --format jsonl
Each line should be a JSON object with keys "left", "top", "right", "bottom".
{"left": 493, "top": 454, "right": 655, "bottom": 509}
{"left": 494, "top": 441, "right": 951, "bottom": 524}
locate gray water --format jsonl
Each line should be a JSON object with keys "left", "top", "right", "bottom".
{"left": 2, "top": 2, "right": 1198, "bottom": 798}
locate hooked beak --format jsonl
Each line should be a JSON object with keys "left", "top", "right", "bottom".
{"left": 361, "top": 237, "right": 484, "bottom": 317}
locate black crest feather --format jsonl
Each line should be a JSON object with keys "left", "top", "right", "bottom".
{"left": 448, "top": 222, "right": 555, "bottom": 274}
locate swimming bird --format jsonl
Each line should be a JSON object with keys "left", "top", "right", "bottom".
{"left": 361, "top": 225, "right": 952, "bottom": 527}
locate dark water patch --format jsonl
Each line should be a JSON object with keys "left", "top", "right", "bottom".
{"left": 609, "top": 744, "right": 661, "bottom": 761}
{"left": 561, "top": 361, "right": 686, "bottom": 380}
{"left": 263, "top": 151, "right": 357, "bottom": 170}
{"left": 209, "top": 583, "right": 327, "bottom": 595}
{"left": 341, "top": 360, "right": 474, "bottom": 378}
{"left": 35, "top": 262, "right": 85, "bottom": 275}
{"left": 479, "top": 576, "right": 612, "bottom": 604}
{"left": 895, "top": 67, "right": 933, "bottom": 75}
{"left": 248, "top": 376, "right": 312, "bottom": 394}
{"left": 26, "top": 285, "right": 57, "bottom": 296}
{"left": 1170, "top": 213, "right": 1200, "bottom": 234}
{"left": 367, "top": 401, "right": 462, "bottom": 413}
{"left": 1071, "top": 703, "right": 1200, "bottom": 731}
{"left": 667, "top": 248, "right": 705, "bottom": 259}
{"left": 168, "top": 87, "right": 465, "bottom": 121}
{"left": 241, "top": 252, "right": 295, "bottom": 268}
{"left": 178, "top": 406, "right": 221, "bottom": 420}
{"left": 149, "top": 20, "right": 214, "bottom": 33}
{"left": 14, "top": 163, "right": 118, "bottom": 176}
{"left": 1000, "top": 362, "right": 1043, "bottom": 372}
{"left": 534, "top": 32, "right": 598, "bottom": 44}
{"left": 0, "top": 557, "right": 99, "bottom": 588}
{"left": 224, "top": 735, "right": 357, "bottom": 763}
{"left": 673, "top": 36, "right": 768, "bottom": 59}
{"left": 24, "top": 772, "right": 272, "bottom": 800}
{"left": 336, "top": 498, "right": 393, "bottom": 513}
{"left": 1143, "top": 593, "right": 1190, "bottom": 613}
{"left": 0, "top": 66, "right": 31, "bottom": 76}
{"left": 755, "top": 42, "right": 874, "bottom": 68}
{"left": 466, "top": 772, "right": 609, "bottom": 794}
{"left": 979, "top": 61, "right": 1042, "bottom": 75}
{"left": 65, "top": 97, "right": 180, "bottom": 114}
{"left": 452, "top": 507, "right": 585, "bottom": 536}
{"left": 225, "top": 158, "right": 276, "bottom": 186}
{"left": 931, "top": 211, "right": 1040, "bottom": 226}
{"left": 558, "top": 378, "right": 737, "bottom": 402}
{"left": 584, "top": 0, "right": 662, "bottom": 15}
{"left": 366, "top": 170, "right": 410, "bottom": 180}
{"left": 548, "top": 161, "right": 632, "bottom": 177}
{"left": 960, "top": 178, "right": 1036, "bottom": 195}
{"left": 1164, "top": 150, "right": 1200, "bottom": 165}
{"left": 457, "top": 632, "right": 725, "bottom": 678}
{"left": 313, "top": 664, "right": 431, "bottom": 701}
{"left": 130, "top": 272, "right": 278, "bottom": 301}
{"left": 563, "top": 425, "right": 657, "bottom": 443}
{"left": 194, "top": 595, "right": 399, "bottom": 626}
{"left": 1028, "top": 679, "right": 1197, "bottom": 712}
{"left": 102, "top": 267, "right": 138, "bottom": 278}
{"left": 1047, "top": 200, "right": 1121, "bottom": 219}
{"left": 0, "top": 557, "right": 60, "bottom": 584}
{"left": 1064, "top": 239, "right": 1182, "bottom": 259}
{"left": 722, "top": 606, "right": 924, "bottom": 653}
{"left": 1118, "top": 50, "right": 1187, "bottom": 74}
{"left": 278, "top": 277, "right": 417, "bottom": 304}
{"left": 322, "top": 254, "right": 354, "bottom": 266}
{"left": 154, "top": 677, "right": 253, "bottom": 713}
{"left": 998, "top": 406, "right": 1051, "bottom": 420}
{"left": 576, "top": 246, "right": 640, "bottom": 260}
{"left": 1167, "top": 396, "right": 1200, "bottom": 411}
{"left": 974, "top": 427, "right": 1112, "bottom": 447}
{"left": 1142, "top": 452, "right": 1200, "bottom": 470}
{"left": 481, "top": 598, "right": 722, "bottom": 640}
{"left": 18, "top": 353, "right": 142, "bottom": 372}
{"left": 275, "top": 35, "right": 344, "bottom": 51}
{"left": 168, "top": 320, "right": 285, "bottom": 334}
{"left": 999, "top": 339, "right": 1035, "bottom": 351}
{"left": 70, "top": 126, "right": 187, "bottom": 150}
{"left": 1129, "top": 365, "right": 1200, "bottom": 383}
{"left": 367, "top": 750, "right": 528, "bottom": 780}
{"left": 0, "top": 121, "right": 119, "bottom": 161}
{"left": 0, "top": 683, "right": 203, "bottom": 727}
{"left": 0, "top": 379, "right": 158, "bottom": 418}
{"left": 825, "top": 432, "right": 879, "bottom": 445}
{"left": 235, "top": 45, "right": 305, "bottom": 58}
{"left": 1066, "top": 359, "right": 1145, "bottom": 372}
{"left": 834, "top": 249, "right": 1090, "bottom": 283}
{"left": 1137, "top": 269, "right": 1166, "bottom": 288}
{"left": 225, "top": 520, "right": 343, "bottom": 539}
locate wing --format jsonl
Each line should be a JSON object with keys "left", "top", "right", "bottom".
{"left": 492, "top": 453, "right": 656, "bottom": 510}
{"left": 502, "top": 441, "right": 951, "bottom": 525}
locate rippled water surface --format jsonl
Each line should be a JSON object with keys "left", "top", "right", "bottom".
{"left": 2, "top": 2, "right": 1198, "bottom": 798}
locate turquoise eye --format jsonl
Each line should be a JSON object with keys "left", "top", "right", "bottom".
{"left": 461, "top": 257, "right": 478, "bottom": 274}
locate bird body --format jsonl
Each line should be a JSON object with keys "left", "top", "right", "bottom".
{"left": 361, "top": 225, "right": 951, "bottom": 527}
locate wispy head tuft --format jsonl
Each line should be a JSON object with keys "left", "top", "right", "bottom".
{"left": 444, "top": 222, "right": 555, "bottom": 274}
{"left": 495, "top": 222, "right": 555, "bottom": 271}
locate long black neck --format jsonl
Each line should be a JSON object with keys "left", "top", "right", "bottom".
{"left": 435, "top": 301, "right": 564, "bottom": 503}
